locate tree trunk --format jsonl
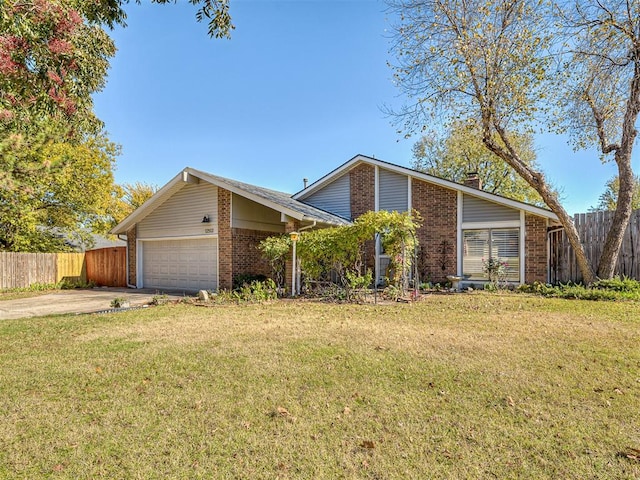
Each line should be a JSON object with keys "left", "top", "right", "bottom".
{"left": 481, "top": 123, "right": 597, "bottom": 285}
{"left": 596, "top": 151, "right": 635, "bottom": 279}
{"left": 543, "top": 192, "right": 596, "bottom": 285}
{"left": 595, "top": 54, "right": 640, "bottom": 278}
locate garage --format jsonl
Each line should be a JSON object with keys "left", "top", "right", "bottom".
{"left": 142, "top": 238, "right": 218, "bottom": 291}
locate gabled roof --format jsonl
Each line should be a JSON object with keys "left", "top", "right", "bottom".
{"left": 110, "top": 167, "right": 350, "bottom": 235}
{"left": 293, "top": 154, "right": 559, "bottom": 221}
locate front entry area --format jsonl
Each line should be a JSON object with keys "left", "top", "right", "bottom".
{"left": 141, "top": 238, "right": 218, "bottom": 291}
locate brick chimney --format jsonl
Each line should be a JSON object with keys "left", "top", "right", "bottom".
{"left": 464, "top": 172, "right": 482, "bottom": 190}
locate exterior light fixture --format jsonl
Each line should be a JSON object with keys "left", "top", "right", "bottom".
{"left": 202, "top": 215, "right": 210, "bottom": 223}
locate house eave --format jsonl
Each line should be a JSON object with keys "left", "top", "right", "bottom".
{"left": 111, "top": 167, "right": 350, "bottom": 235}
{"left": 294, "top": 154, "right": 559, "bottom": 222}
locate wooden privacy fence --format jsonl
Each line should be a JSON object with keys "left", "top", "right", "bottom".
{"left": 86, "top": 247, "right": 127, "bottom": 288}
{"left": 0, "top": 247, "right": 126, "bottom": 289}
{"left": 57, "top": 253, "right": 87, "bottom": 284}
{"left": 549, "top": 210, "right": 640, "bottom": 283}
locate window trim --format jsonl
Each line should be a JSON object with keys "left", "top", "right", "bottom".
{"left": 461, "top": 227, "right": 521, "bottom": 283}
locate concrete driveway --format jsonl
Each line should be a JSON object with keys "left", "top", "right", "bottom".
{"left": 0, "top": 288, "right": 188, "bottom": 320}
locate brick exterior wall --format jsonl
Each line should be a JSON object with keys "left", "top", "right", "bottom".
{"left": 218, "top": 188, "right": 233, "bottom": 290}
{"left": 349, "top": 163, "right": 375, "bottom": 219}
{"left": 126, "top": 226, "right": 137, "bottom": 287}
{"left": 411, "top": 178, "right": 458, "bottom": 284}
{"left": 525, "top": 214, "right": 548, "bottom": 283}
{"left": 349, "top": 163, "right": 376, "bottom": 272}
{"left": 232, "top": 228, "right": 272, "bottom": 282}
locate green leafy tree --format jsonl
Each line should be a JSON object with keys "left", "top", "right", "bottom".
{"left": 412, "top": 120, "right": 544, "bottom": 205}
{"left": 0, "top": 130, "right": 118, "bottom": 251}
{"left": 594, "top": 175, "right": 640, "bottom": 212}
{"left": 388, "top": 0, "right": 640, "bottom": 283}
{"left": 0, "top": 0, "right": 233, "bottom": 251}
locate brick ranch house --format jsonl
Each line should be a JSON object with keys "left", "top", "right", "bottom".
{"left": 111, "top": 154, "right": 559, "bottom": 292}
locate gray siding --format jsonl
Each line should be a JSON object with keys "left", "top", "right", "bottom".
{"left": 138, "top": 183, "right": 218, "bottom": 238}
{"left": 379, "top": 168, "right": 408, "bottom": 212}
{"left": 462, "top": 194, "right": 520, "bottom": 223}
{"left": 303, "top": 173, "right": 351, "bottom": 219}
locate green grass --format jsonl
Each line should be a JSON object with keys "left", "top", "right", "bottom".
{"left": 0, "top": 294, "right": 639, "bottom": 479}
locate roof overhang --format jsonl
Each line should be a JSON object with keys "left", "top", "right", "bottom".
{"left": 110, "top": 167, "right": 348, "bottom": 235}
{"left": 110, "top": 170, "right": 193, "bottom": 234}
{"left": 293, "top": 154, "right": 560, "bottom": 222}
{"left": 190, "top": 168, "right": 308, "bottom": 222}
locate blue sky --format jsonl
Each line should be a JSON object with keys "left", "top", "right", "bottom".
{"left": 93, "top": 0, "right": 635, "bottom": 215}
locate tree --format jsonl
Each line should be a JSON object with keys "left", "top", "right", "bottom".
{"left": 1, "top": 1, "right": 120, "bottom": 251}
{"left": 1, "top": 0, "right": 232, "bottom": 251}
{"left": 412, "top": 120, "right": 544, "bottom": 205}
{"left": 111, "top": 182, "right": 158, "bottom": 226}
{"left": 0, "top": 129, "right": 119, "bottom": 251}
{"left": 594, "top": 175, "right": 640, "bottom": 212}
{"left": 388, "top": 0, "right": 640, "bottom": 283}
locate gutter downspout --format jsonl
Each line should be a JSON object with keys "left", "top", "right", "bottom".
{"left": 299, "top": 220, "right": 317, "bottom": 233}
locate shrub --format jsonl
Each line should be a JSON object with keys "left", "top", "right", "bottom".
{"left": 213, "top": 279, "right": 279, "bottom": 304}
{"left": 592, "top": 276, "right": 640, "bottom": 293}
{"left": 517, "top": 278, "right": 640, "bottom": 301}
{"left": 110, "top": 297, "right": 129, "bottom": 308}
{"left": 268, "top": 210, "right": 422, "bottom": 302}
{"left": 233, "top": 274, "right": 268, "bottom": 291}
{"left": 482, "top": 257, "right": 509, "bottom": 288}
{"left": 383, "top": 284, "right": 401, "bottom": 301}
{"left": 59, "top": 279, "right": 96, "bottom": 289}
{"left": 258, "top": 235, "right": 290, "bottom": 289}
{"left": 150, "top": 294, "right": 170, "bottom": 306}
{"left": 345, "top": 270, "right": 373, "bottom": 303}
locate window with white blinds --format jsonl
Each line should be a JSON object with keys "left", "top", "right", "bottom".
{"left": 462, "top": 228, "right": 520, "bottom": 282}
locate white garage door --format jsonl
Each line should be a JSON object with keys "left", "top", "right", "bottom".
{"left": 142, "top": 238, "right": 218, "bottom": 291}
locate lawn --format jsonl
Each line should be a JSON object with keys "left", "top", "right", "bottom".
{"left": 0, "top": 294, "right": 638, "bottom": 479}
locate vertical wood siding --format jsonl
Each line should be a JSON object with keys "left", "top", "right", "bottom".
{"left": 462, "top": 195, "right": 520, "bottom": 223}
{"left": 303, "top": 173, "right": 351, "bottom": 219}
{"left": 379, "top": 168, "right": 408, "bottom": 212}
{"left": 138, "top": 183, "right": 218, "bottom": 239}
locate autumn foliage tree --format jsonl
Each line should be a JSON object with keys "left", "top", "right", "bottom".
{"left": 0, "top": 0, "right": 120, "bottom": 251}
{"left": 388, "top": 0, "right": 640, "bottom": 283}
{"left": 0, "top": 0, "right": 233, "bottom": 251}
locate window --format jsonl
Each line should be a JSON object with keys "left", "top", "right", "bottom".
{"left": 462, "top": 228, "right": 519, "bottom": 282}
